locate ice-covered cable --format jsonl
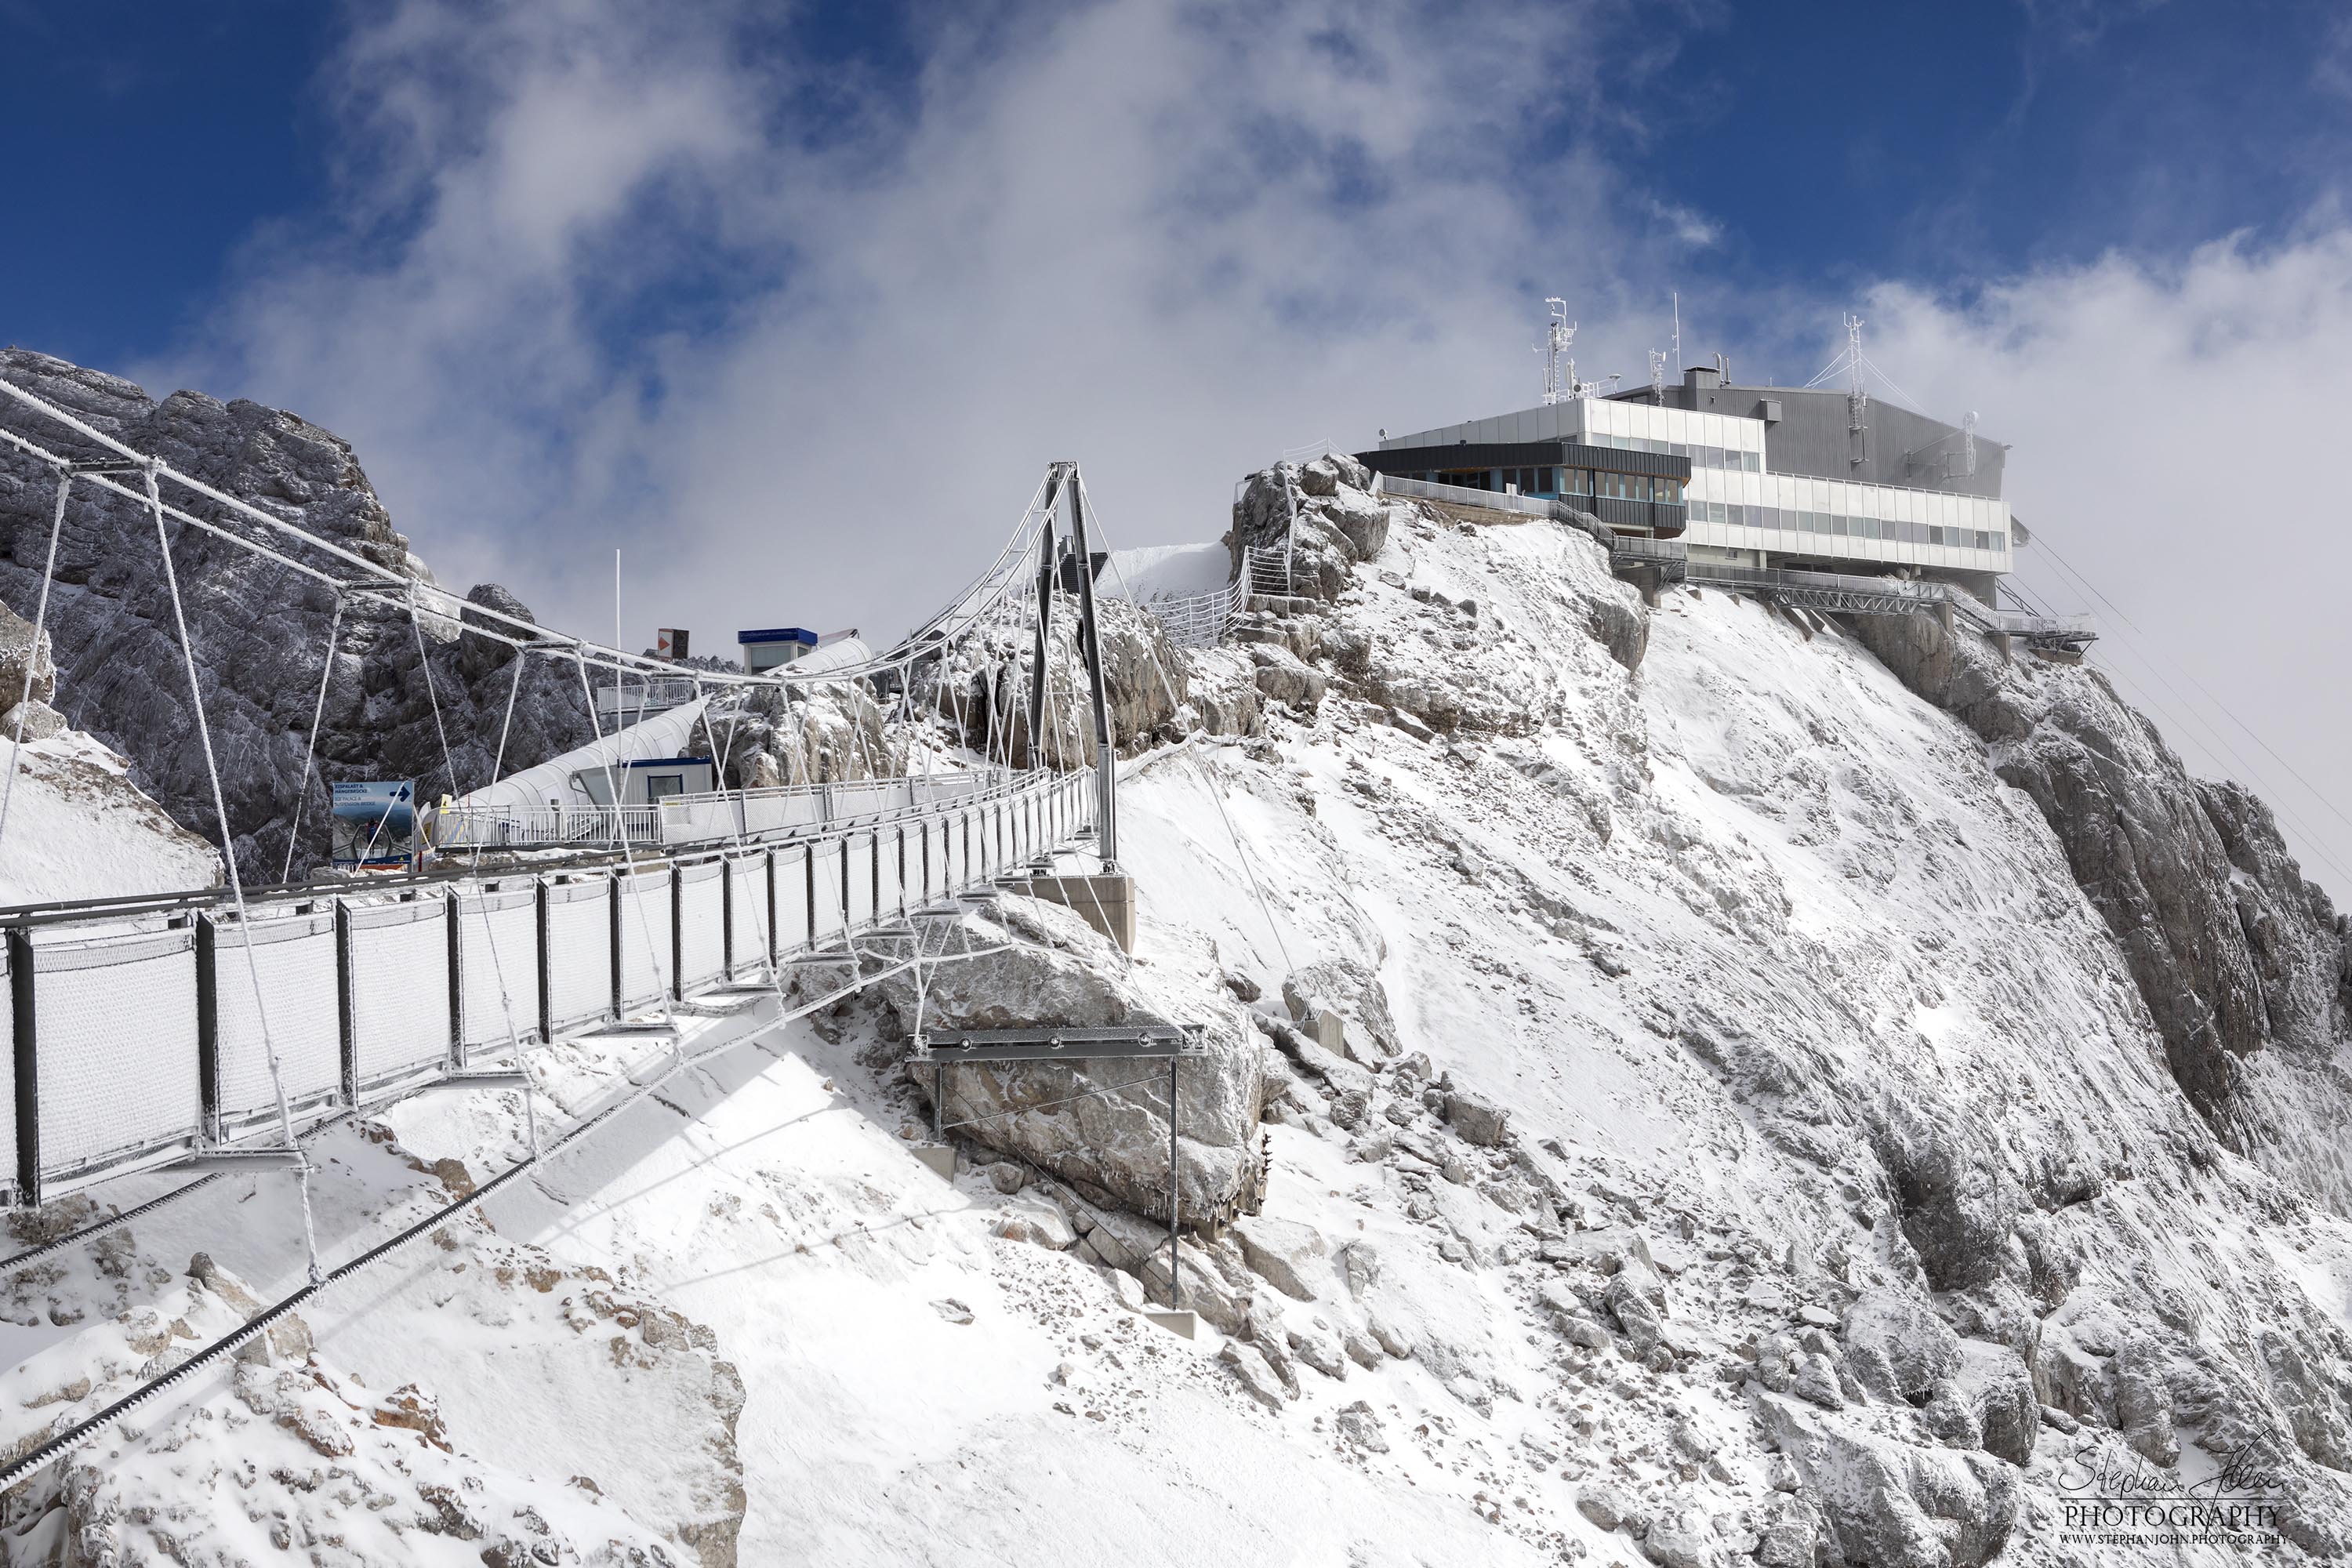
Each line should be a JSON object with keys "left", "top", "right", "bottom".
{"left": 144, "top": 465, "right": 324, "bottom": 1286}
{"left": 0, "top": 470, "right": 71, "bottom": 858}
{"left": 280, "top": 591, "right": 345, "bottom": 884}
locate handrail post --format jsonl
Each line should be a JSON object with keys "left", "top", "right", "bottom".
{"left": 535, "top": 877, "right": 554, "bottom": 1045}
{"left": 607, "top": 870, "right": 623, "bottom": 1022}
{"left": 10, "top": 927, "right": 40, "bottom": 1207}
{"left": 670, "top": 862, "right": 684, "bottom": 1003}
{"left": 195, "top": 913, "right": 220, "bottom": 1143}
{"left": 446, "top": 888, "right": 465, "bottom": 1069}
{"left": 335, "top": 898, "right": 357, "bottom": 1104}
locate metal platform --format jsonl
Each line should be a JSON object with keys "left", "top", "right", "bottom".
{"left": 911, "top": 1025, "right": 1203, "bottom": 1062}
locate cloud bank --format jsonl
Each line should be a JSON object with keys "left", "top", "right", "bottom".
{"left": 142, "top": 0, "right": 2352, "bottom": 898}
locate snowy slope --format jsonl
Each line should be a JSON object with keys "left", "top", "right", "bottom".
{"left": 1104, "top": 543, "right": 1229, "bottom": 603}
{"left": 7, "top": 494, "right": 2352, "bottom": 1566}
{"left": 0, "top": 731, "right": 216, "bottom": 906}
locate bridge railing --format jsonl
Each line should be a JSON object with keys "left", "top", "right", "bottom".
{"left": 0, "top": 768, "right": 1095, "bottom": 1208}
{"left": 433, "top": 771, "right": 1004, "bottom": 851}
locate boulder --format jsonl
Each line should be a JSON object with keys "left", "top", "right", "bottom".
{"left": 1281, "top": 960, "right": 1402, "bottom": 1062}
{"left": 2, "top": 699, "right": 65, "bottom": 742}
{"left": 1843, "top": 1289, "right": 1961, "bottom": 1406}
{"left": 1951, "top": 1341, "right": 2039, "bottom": 1465}
{"left": 1231, "top": 1216, "right": 1328, "bottom": 1302}
{"left": 1639, "top": 1508, "right": 1718, "bottom": 1568}
{"left": 1756, "top": 1394, "right": 2018, "bottom": 1568}
{"left": 0, "top": 598, "right": 56, "bottom": 710}
{"left": 1443, "top": 1091, "right": 1510, "bottom": 1148}
{"left": 1219, "top": 1341, "right": 1289, "bottom": 1410}
{"left": 1576, "top": 1483, "right": 1648, "bottom": 1535}
{"left": 877, "top": 904, "right": 1267, "bottom": 1224}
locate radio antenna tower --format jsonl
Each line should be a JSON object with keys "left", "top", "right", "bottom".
{"left": 1650, "top": 349, "right": 1668, "bottom": 404}
{"left": 1844, "top": 313, "right": 1869, "bottom": 469}
{"left": 1671, "top": 292, "right": 1682, "bottom": 366}
{"left": 1961, "top": 410, "right": 1979, "bottom": 477}
{"left": 1540, "top": 299, "right": 1576, "bottom": 406}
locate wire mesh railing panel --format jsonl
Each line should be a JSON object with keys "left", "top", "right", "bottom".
{"left": 739, "top": 791, "right": 825, "bottom": 837}
{"left": 616, "top": 872, "right": 673, "bottom": 1011}
{"left": 0, "top": 943, "right": 15, "bottom": 1193}
{"left": 456, "top": 887, "right": 539, "bottom": 1054}
{"left": 348, "top": 899, "right": 452, "bottom": 1089}
{"left": 678, "top": 861, "right": 727, "bottom": 990}
{"left": 846, "top": 833, "right": 877, "bottom": 929}
{"left": 213, "top": 911, "right": 339, "bottom": 1134}
{"left": 1142, "top": 584, "right": 1238, "bottom": 649}
{"left": 809, "top": 842, "right": 846, "bottom": 946}
{"left": 33, "top": 929, "right": 201, "bottom": 1179}
{"left": 545, "top": 878, "right": 614, "bottom": 1033}
{"left": 724, "top": 853, "right": 768, "bottom": 976}
{"left": 774, "top": 845, "right": 812, "bottom": 955}
{"left": 877, "top": 830, "right": 904, "bottom": 919}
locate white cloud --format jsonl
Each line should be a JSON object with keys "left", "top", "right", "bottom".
{"left": 1860, "top": 232, "right": 2352, "bottom": 900}
{"left": 140, "top": 0, "right": 2352, "bottom": 902}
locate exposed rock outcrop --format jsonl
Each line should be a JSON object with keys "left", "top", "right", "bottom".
{"left": 872, "top": 898, "right": 1268, "bottom": 1224}
{"left": 0, "top": 350, "right": 597, "bottom": 879}
{"left": 1849, "top": 608, "right": 2352, "bottom": 1210}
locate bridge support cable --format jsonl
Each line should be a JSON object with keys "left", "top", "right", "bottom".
{"left": 0, "top": 372, "right": 1060, "bottom": 698}
{"left": 143, "top": 465, "right": 325, "bottom": 1286}
{"left": 1089, "top": 495, "right": 1298, "bottom": 975}
{"left": 0, "top": 917, "right": 1056, "bottom": 1498}
{"left": 278, "top": 590, "right": 346, "bottom": 884}
{"left": 0, "top": 470, "right": 71, "bottom": 861}
{"left": 570, "top": 649, "right": 674, "bottom": 1030}
{"left": 1065, "top": 466, "right": 1118, "bottom": 869}
{"left": 1029, "top": 470, "right": 1061, "bottom": 754}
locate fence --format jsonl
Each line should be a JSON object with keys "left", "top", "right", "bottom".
{"left": 0, "top": 769, "right": 1094, "bottom": 1207}
{"left": 434, "top": 771, "right": 999, "bottom": 852}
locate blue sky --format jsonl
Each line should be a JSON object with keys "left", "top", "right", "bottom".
{"left": 16, "top": 2, "right": 2352, "bottom": 379}
{"left": 4, "top": 0, "right": 2351, "bottom": 895}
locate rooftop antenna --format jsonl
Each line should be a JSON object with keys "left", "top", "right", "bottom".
{"left": 1843, "top": 313, "right": 1868, "bottom": 469}
{"left": 1539, "top": 299, "right": 1576, "bottom": 405}
{"left": 1649, "top": 349, "right": 1668, "bottom": 404}
{"left": 1671, "top": 292, "right": 1682, "bottom": 366}
{"left": 1962, "top": 410, "right": 1979, "bottom": 477}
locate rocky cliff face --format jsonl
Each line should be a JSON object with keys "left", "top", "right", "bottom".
{"left": 1850, "top": 611, "right": 2352, "bottom": 1212}
{"left": 0, "top": 350, "right": 596, "bottom": 881}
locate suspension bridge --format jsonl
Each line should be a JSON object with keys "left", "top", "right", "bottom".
{"left": 0, "top": 368, "right": 1195, "bottom": 1487}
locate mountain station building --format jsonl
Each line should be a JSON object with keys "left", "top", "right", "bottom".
{"left": 1358, "top": 366, "right": 2019, "bottom": 604}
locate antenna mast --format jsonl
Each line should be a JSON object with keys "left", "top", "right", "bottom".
{"left": 1844, "top": 312, "right": 1868, "bottom": 469}
{"left": 1650, "top": 349, "right": 1668, "bottom": 404}
{"left": 1962, "top": 410, "right": 1979, "bottom": 478}
{"left": 1541, "top": 299, "right": 1576, "bottom": 406}
{"left": 1671, "top": 292, "right": 1682, "bottom": 366}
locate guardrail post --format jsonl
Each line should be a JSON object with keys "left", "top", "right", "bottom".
{"left": 670, "top": 863, "right": 685, "bottom": 1003}
{"left": 535, "top": 878, "right": 554, "bottom": 1045}
{"left": 195, "top": 913, "right": 220, "bottom": 1143}
{"left": 721, "top": 855, "right": 736, "bottom": 980}
{"left": 11, "top": 928, "right": 39, "bottom": 1207}
{"left": 335, "top": 899, "right": 357, "bottom": 1105}
{"left": 608, "top": 871, "right": 623, "bottom": 1022}
{"left": 446, "top": 888, "right": 466, "bottom": 1069}
{"left": 764, "top": 847, "right": 778, "bottom": 965}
